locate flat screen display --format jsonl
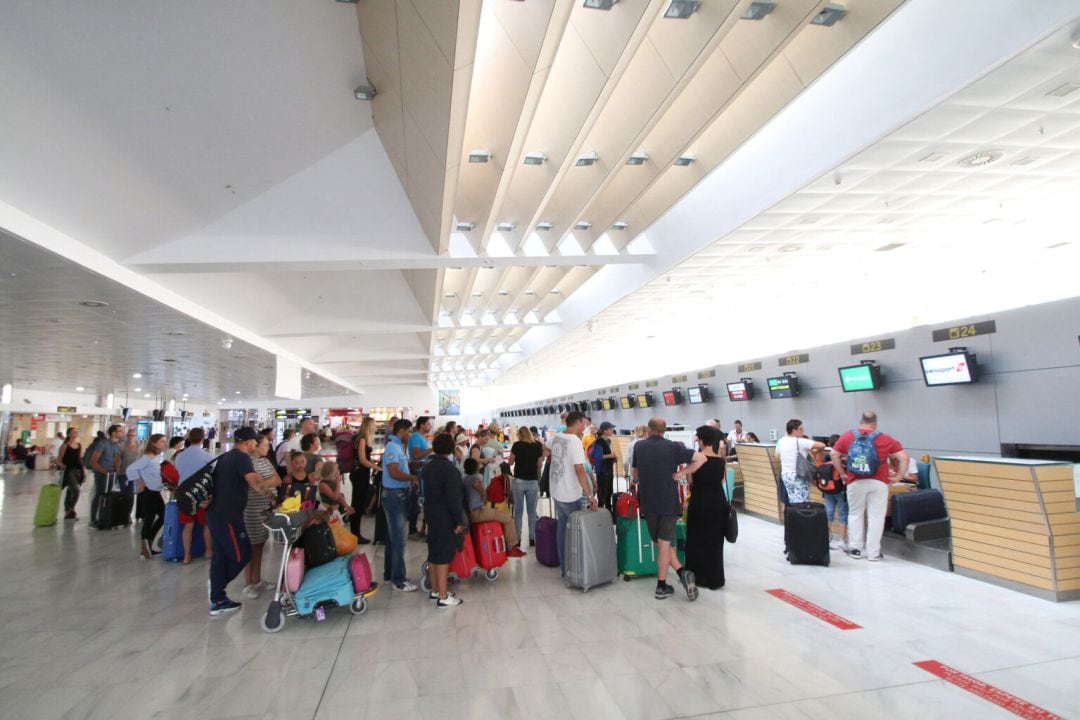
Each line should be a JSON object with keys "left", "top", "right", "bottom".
{"left": 637, "top": 392, "right": 653, "bottom": 408}
{"left": 920, "top": 352, "right": 977, "bottom": 386}
{"left": 601, "top": 398, "right": 612, "bottom": 411}
{"left": 591, "top": 399, "right": 603, "bottom": 411}
{"left": 726, "top": 381, "right": 752, "bottom": 402}
{"left": 662, "top": 389, "right": 681, "bottom": 406}
{"left": 687, "top": 386, "right": 704, "bottom": 404}
{"left": 620, "top": 395, "right": 632, "bottom": 410}
{"left": 838, "top": 364, "right": 881, "bottom": 392}
{"left": 767, "top": 376, "right": 800, "bottom": 399}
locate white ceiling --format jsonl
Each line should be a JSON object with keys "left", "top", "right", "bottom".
{"left": 2, "top": 0, "right": 1079, "bottom": 408}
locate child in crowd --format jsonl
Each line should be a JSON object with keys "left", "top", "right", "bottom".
{"left": 279, "top": 450, "right": 316, "bottom": 504}
{"left": 464, "top": 458, "right": 526, "bottom": 557}
{"left": 316, "top": 461, "right": 355, "bottom": 517}
{"left": 487, "top": 462, "right": 513, "bottom": 510}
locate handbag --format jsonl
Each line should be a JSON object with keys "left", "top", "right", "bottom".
{"left": 725, "top": 505, "right": 738, "bottom": 543}
{"left": 794, "top": 439, "right": 817, "bottom": 486}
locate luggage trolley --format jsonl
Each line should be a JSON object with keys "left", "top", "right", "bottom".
{"left": 260, "top": 509, "right": 379, "bottom": 633}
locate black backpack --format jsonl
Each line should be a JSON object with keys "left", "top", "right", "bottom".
{"left": 176, "top": 458, "right": 218, "bottom": 516}
{"left": 815, "top": 463, "right": 844, "bottom": 494}
{"left": 300, "top": 523, "right": 337, "bottom": 568}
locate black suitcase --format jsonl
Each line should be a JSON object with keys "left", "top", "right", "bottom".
{"left": 92, "top": 473, "right": 123, "bottom": 530}
{"left": 891, "top": 489, "right": 947, "bottom": 534}
{"left": 784, "top": 502, "right": 830, "bottom": 566}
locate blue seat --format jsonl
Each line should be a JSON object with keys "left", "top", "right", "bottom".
{"left": 916, "top": 461, "right": 931, "bottom": 490}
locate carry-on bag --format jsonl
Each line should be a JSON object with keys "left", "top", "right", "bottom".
{"left": 450, "top": 532, "right": 478, "bottom": 579}
{"left": 471, "top": 521, "right": 507, "bottom": 572}
{"left": 161, "top": 501, "right": 206, "bottom": 561}
{"left": 565, "top": 508, "right": 617, "bottom": 592}
{"left": 300, "top": 523, "right": 338, "bottom": 568}
{"left": 349, "top": 553, "right": 372, "bottom": 593}
{"left": 534, "top": 498, "right": 559, "bottom": 567}
{"left": 92, "top": 473, "right": 122, "bottom": 530}
{"left": 33, "top": 483, "right": 62, "bottom": 527}
{"left": 784, "top": 502, "right": 830, "bottom": 566}
{"left": 616, "top": 506, "right": 657, "bottom": 578}
{"left": 890, "top": 489, "right": 947, "bottom": 534}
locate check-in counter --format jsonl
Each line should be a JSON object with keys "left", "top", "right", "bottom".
{"left": 935, "top": 456, "right": 1080, "bottom": 602}
{"left": 736, "top": 443, "right": 783, "bottom": 522}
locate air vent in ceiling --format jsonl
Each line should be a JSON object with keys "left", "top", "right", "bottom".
{"left": 957, "top": 150, "right": 1004, "bottom": 168}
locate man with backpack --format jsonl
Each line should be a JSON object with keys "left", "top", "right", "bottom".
{"left": 829, "top": 412, "right": 908, "bottom": 562}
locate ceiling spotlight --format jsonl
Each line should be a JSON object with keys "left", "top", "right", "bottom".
{"left": 575, "top": 151, "right": 599, "bottom": 167}
{"left": 455, "top": 221, "right": 475, "bottom": 232}
{"left": 574, "top": 221, "right": 592, "bottom": 231}
{"left": 182, "top": 393, "right": 189, "bottom": 398}
{"left": 143, "top": 393, "right": 152, "bottom": 398}
{"left": 612, "top": 220, "right": 629, "bottom": 230}
{"left": 537, "top": 221, "right": 554, "bottom": 231}
{"left": 221, "top": 336, "right": 233, "bottom": 350}
{"left": 444, "top": 292, "right": 458, "bottom": 299}
{"left": 663, "top": 0, "right": 700, "bottom": 19}
{"left": 353, "top": 83, "right": 377, "bottom": 100}
{"left": 304, "top": 371, "right": 312, "bottom": 380}
{"left": 220, "top": 397, "right": 227, "bottom": 402}
{"left": 133, "top": 387, "right": 142, "bottom": 392}
{"left": 523, "top": 152, "right": 547, "bottom": 166}
{"left": 132, "top": 373, "right": 142, "bottom": 379}
{"left": 810, "top": 3, "right": 846, "bottom": 26}
{"left": 674, "top": 154, "right": 696, "bottom": 166}
{"left": 468, "top": 150, "right": 492, "bottom": 163}
{"left": 496, "top": 222, "right": 515, "bottom": 232}
{"left": 741, "top": 1, "right": 775, "bottom": 20}
{"left": 235, "top": 391, "right": 241, "bottom": 394}
{"left": 626, "top": 152, "right": 649, "bottom": 165}
{"left": 583, "top": 0, "right": 617, "bottom": 8}
{"left": 75, "top": 386, "right": 85, "bottom": 392}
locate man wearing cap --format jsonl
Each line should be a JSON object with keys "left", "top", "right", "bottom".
{"left": 206, "top": 427, "right": 270, "bottom": 616}
{"left": 591, "top": 422, "right": 619, "bottom": 512}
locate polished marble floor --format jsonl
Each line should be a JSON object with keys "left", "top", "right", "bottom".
{"left": 2, "top": 463, "right": 1079, "bottom": 720}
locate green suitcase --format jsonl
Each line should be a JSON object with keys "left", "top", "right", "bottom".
{"left": 34, "top": 483, "right": 62, "bottom": 527}
{"left": 675, "top": 519, "right": 687, "bottom": 565}
{"left": 616, "top": 513, "right": 657, "bottom": 578}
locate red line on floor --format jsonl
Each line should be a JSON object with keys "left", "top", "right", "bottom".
{"left": 914, "top": 660, "right": 1064, "bottom": 720}
{"left": 765, "top": 588, "right": 861, "bottom": 630}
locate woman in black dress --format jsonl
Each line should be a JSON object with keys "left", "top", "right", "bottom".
{"left": 422, "top": 433, "right": 467, "bottom": 607}
{"left": 680, "top": 425, "right": 730, "bottom": 590}
{"left": 350, "top": 417, "right": 378, "bottom": 543}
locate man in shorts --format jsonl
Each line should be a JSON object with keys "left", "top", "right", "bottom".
{"left": 632, "top": 417, "right": 706, "bottom": 601}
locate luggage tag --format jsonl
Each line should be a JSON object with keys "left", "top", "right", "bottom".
{"left": 315, "top": 606, "right": 326, "bottom": 622}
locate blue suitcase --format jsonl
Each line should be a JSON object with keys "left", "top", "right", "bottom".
{"left": 161, "top": 501, "right": 206, "bottom": 561}
{"left": 292, "top": 556, "right": 355, "bottom": 615}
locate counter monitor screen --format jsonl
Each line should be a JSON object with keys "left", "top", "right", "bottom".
{"left": 920, "top": 351, "right": 977, "bottom": 386}
{"left": 620, "top": 395, "right": 633, "bottom": 410}
{"left": 687, "top": 386, "right": 703, "bottom": 405}
{"left": 726, "top": 381, "right": 752, "bottom": 402}
{"left": 591, "top": 399, "right": 603, "bottom": 411}
{"left": 637, "top": 392, "right": 654, "bottom": 409}
{"left": 839, "top": 364, "right": 881, "bottom": 392}
{"left": 662, "top": 389, "right": 681, "bottom": 406}
{"left": 767, "top": 375, "right": 800, "bottom": 399}
{"left": 601, "top": 398, "right": 613, "bottom": 411}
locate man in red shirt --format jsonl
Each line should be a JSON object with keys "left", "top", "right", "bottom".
{"left": 830, "top": 411, "right": 908, "bottom": 562}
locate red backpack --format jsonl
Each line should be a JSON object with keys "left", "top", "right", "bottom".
{"left": 487, "top": 473, "right": 508, "bottom": 505}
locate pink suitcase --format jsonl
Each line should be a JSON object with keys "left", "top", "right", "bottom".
{"left": 286, "top": 547, "right": 305, "bottom": 592}
{"left": 350, "top": 553, "right": 372, "bottom": 593}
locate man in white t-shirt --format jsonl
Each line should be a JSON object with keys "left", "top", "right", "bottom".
{"left": 548, "top": 411, "right": 596, "bottom": 576}
{"left": 775, "top": 418, "right": 825, "bottom": 505}
{"left": 726, "top": 420, "right": 747, "bottom": 448}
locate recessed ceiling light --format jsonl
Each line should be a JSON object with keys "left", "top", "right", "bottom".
{"left": 75, "top": 386, "right": 85, "bottom": 392}
{"left": 1046, "top": 242, "right": 1070, "bottom": 249}
{"left": 574, "top": 221, "right": 592, "bottom": 231}
{"left": 498, "top": 290, "right": 510, "bottom": 296}
{"left": 798, "top": 217, "right": 818, "bottom": 225}
{"left": 455, "top": 222, "right": 475, "bottom": 232}
{"left": 132, "top": 373, "right": 142, "bottom": 379}
{"left": 549, "top": 289, "right": 562, "bottom": 295}
{"left": 471, "top": 291, "right": 483, "bottom": 298}
{"left": 778, "top": 244, "right": 801, "bottom": 253}
{"left": 220, "top": 398, "right": 227, "bottom": 402}
{"left": 612, "top": 220, "right": 629, "bottom": 230}
{"left": 920, "top": 152, "right": 946, "bottom": 162}
{"left": 353, "top": 83, "right": 376, "bottom": 100}
{"left": 810, "top": 3, "right": 846, "bottom": 26}
{"left": 1045, "top": 82, "right": 1080, "bottom": 98}
{"left": 523, "top": 152, "right": 547, "bottom": 166}
{"left": 673, "top": 154, "right": 696, "bottom": 166}
{"left": 536, "top": 222, "right": 554, "bottom": 231}
{"left": 626, "top": 152, "right": 649, "bottom": 166}
{"left": 1011, "top": 156, "right": 1039, "bottom": 167}
{"left": 78, "top": 300, "right": 109, "bottom": 308}
{"left": 876, "top": 242, "right": 906, "bottom": 252}
{"left": 663, "top": 0, "right": 700, "bottom": 18}
{"left": 741, "top": 1, "right": 775, "bottom": 20}
{"left": 467, "top": 150, "right": 492, "bottom": 163}
{"left": 496, "top": 222, "right": 515, "bottom": 232}
{"left": 444, "top": 292, "right": 457, "bottom": 299}
{"left": 235, "top": 391, "right": 241, "bottom": 394}
{"left": 133, "top": 387, "right": 142, "bottom": 392}
{"left": 957, "top": 150, "right": 1004, "bottom": 168}
{"left": 583, "top": 0, "right": 617, "bottom": 8}
{"left": 525, "top": 290, "right": 536, "bottom": 296}
{"left": 575, "top": 152, "right": 599, "bottom": 167}
{"left": 143, "top": 393, "right": 151, "bottom": 398}
{"left": 182, "top": 393, "right": 189, "bottom": 398}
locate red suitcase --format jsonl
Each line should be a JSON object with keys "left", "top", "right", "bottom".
{"left": 449, "top": 532, "right": 478, "bottom": 580}
{"left": 471, "top": 521, "right": 507, "bottom": 575}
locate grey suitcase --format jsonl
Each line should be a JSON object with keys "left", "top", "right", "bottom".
{"left": 565, "top": 508, "right": 617, "bottom": 592}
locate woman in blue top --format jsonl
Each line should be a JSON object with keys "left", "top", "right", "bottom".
{"left": 127, "top": 433, "right": 167, "bottom": 559}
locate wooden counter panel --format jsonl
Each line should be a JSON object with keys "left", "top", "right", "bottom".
{"left": 1042, "top": 490, "right": 1078, "bottom": 505}
{"left": 953, "top": 554, "right": 1055, "bottom": 590}
{"left": 944, "top": 499, "right": 1047, "bottom": 526}
{"left": 1034, "top": 479, "right": 1078, "bottom": 495}
{"left": 936, "top": 460, "right": 1040, "bottom": 481}
{"left": 953, "top": 526, "right": 1048, "bottom": 554}
{"left": 952, "top": 538, "right": 1053, "bottom": 570}
{"left": 936, "top": 482, "right": 1039, "bottom": 504}
{"left": 947, "top": 510, "right": 1048, "bottom": 536}
{"left": 1045, "top": 501, "right": 1080, "bottom": 516}
{"left": 1059, "top": 578, "right": 1080, "bottom": 592}
{"left": 1051, "top": 532, "right": 1080, "bottom": 547}
{"left": 951, "top": 518, "right": 1047, "bottom": 544}
{"left": 1057, "top": 566, "right": 1080, "bottom": 581}
{"left": 1033, "top": 465, "right": 1077, "bottom": 482}
{"left": 940, "top": 490, "right": 1043, "bottom": 515}
{"left": 937, "top": 474, "right": 1042, "bottom": 495}
{"left": 1048, "top": 515, "right": 1080, "bottom": 531}
{"left": 1054, "top": 553, "right": 1080, "bottom": 568}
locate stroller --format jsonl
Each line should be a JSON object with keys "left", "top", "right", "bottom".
{"left": 260, "top": 509, "right": 379, "bottom": 633}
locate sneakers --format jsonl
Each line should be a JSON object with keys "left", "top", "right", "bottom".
{"left": 529, "top": 539, "right": 535, "bottom": 547}
{"left": 846, "top": 548, "right": 864, "bottom": 560}
{"left": 829, "top": 536, "right": 841, "bottom": 550}
{"left": 209, "top": 599, "right": 242, "bottom": 616}
{"left": 867, "top": 553, "right": 884, "bottom": 562}
{"left": 64, "top": 512, "right": 78, "bottom": 521}
{"left": 428, "top": 591, "right": 456, "bottom": 601}
{"left": 678, "top": 569, "right": 699, "bottom": 602}
{"left": 508, "top": 547, "right": 527, "bottom": 558}
{"left": 436, "top": 595, "right": 463, "bottom": 608}
{"left": 242, "top": 584, "right": 261, "bottom": 599}
{"left": 654, "top": 583, "right": 675, "bottom": 600}
{"left": 395, "top": 581, "right": 419, "bottom": 592}
{"left": 357, "top": 536, "right": 372, "bottom": 545}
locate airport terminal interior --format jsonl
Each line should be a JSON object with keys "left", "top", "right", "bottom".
{"left": 3, "top": 0, "right": 1080, "bottom": 718}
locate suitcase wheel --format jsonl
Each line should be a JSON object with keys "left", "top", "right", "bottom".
{"left": 485, "top": 568, "right": 499, "bottom": 581}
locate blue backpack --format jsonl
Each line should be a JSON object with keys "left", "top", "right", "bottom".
{"left": 588, "top": 439, "right": 605, "bottom": 470}
{"left": 846, "top": 430, "right": 881, "bottom": 478}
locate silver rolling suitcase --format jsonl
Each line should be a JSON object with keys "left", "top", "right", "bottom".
{"left": 565, "top": 508, "right": 617, "bottom": 592}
